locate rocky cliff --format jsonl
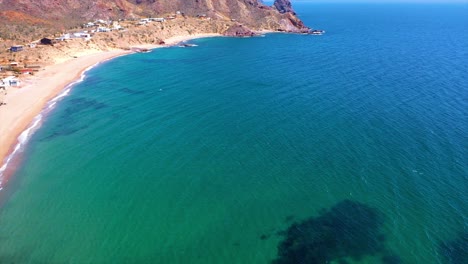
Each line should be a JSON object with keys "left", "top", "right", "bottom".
{"left": 274, "top": 0, "right": 296, "bottom": 15}
{"left": 0, "top": 0, "right": 310, "bottom": 40}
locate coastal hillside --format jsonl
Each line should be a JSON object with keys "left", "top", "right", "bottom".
{"left": 0, "top": 0, "right": 309, "bottom": 41}
{"left": 0, "top": 0, "right": 311, "bottom": 71}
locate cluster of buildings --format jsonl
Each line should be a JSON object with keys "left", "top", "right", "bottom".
{"left": 9, "top": 12, "right": 199, "bottom": 53}
{"left": 0, "top": 74, "right": 21, "bottom": 104}
{"left": 57, "top": 32, "right": 92, "bottom": 42}
{"left": 0, "top": 76, "right": 18, "bottom": 105}
{"left": 83, "top": 20, "right": 124, "bottom": 32}
{"left": 0, "top": 62, "right": 39, "bottom": 97}
{"left": 137, "top": 17, "right": 166, "bottom": 25}
{"left": 9, "top": 42, "right": 39, "bottom": 52}
{"left": 54, "top": 19, "right": 129, "bottom": 42}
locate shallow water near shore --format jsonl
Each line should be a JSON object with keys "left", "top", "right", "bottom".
{"left": 0, "top": 3, "right": 467, "bottom": 263}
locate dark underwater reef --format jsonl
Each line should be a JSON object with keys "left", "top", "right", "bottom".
{"left": 272, "top": 200, "right": 401, "bottom": 264}
{"left": 439, "top": 232, "right": 468, "bottom": 264}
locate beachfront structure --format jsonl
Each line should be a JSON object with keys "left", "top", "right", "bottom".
{"left": 10, "top": 45, "right": 23, "bottom": 52}
{"left": 20, "top": 69, "right": 34, "bottom": 75}
{"left": 2, "top": 76, "right": 20, "bottom": 87}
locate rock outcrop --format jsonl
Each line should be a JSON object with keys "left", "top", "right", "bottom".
{"left": 224, "top": 24, "right": 257, "bottom": 37}
{"left": 274, "top": 0, "right": 296, "bottom": 15}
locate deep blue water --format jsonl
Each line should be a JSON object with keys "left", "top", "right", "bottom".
{"left": 0, "top": 3, "right": 467, "bottom": 263}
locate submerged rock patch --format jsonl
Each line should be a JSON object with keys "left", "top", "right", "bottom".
{"left": 439, "top": 232, "right": 468, "bottom": 264}
{"left": 272, "top": 200, "right": 396, "bottom": 264}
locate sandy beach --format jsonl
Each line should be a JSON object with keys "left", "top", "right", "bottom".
{"left": 0, "top": 33, "right": 220, "bottom": 185}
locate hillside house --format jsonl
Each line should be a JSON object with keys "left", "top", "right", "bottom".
{"left": 73, "top": 32, "right": 91, "bottom": 38}
{"left": 58, "top": 33, "right": 71, "bottom": 41}
{"left": 112, "top": 21, "right": 124, "bottom": 30}
{"left": 97, "top": 27, "right": 111, "bottom": 32}
{"left": 10, "top": 45, "right": 23, "bottom": 52}
{"left": 150, "top": 18, "right": 165, "bottom": 22}
{"left": 40, "top": 38, "right": 54, "bottom": 45}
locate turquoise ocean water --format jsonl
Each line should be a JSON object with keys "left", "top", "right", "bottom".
{"left": 0, "top": 3, "right": 467, "bottom": 263}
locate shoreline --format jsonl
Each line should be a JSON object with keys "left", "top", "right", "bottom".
{"left": 0, "top": 33, "right": 221, "bottom": 187}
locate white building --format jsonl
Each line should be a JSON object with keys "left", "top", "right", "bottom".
{"left": 97, "top": 27, "right": 111, "bottom": 32}
{"left": 73, "top": 32, "right": 91, "bottom": 38}
{"left": 112, "top": 21, "right": 124, "bottom": 30}
{"left": 150, "top": 17, "right": 165, "bottom": 22}
{"left": 2, "top": 76, "right": 20, "bottom": 87}
{"left": 58, "top": 33, "right": 71, "bottom": 41}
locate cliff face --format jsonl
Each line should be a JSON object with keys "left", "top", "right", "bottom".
{"left": 274, "top": 0, "right": 296, "bottom": 15}
{"left": 0, "top": 0, "right": 310, "bottom": 41}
